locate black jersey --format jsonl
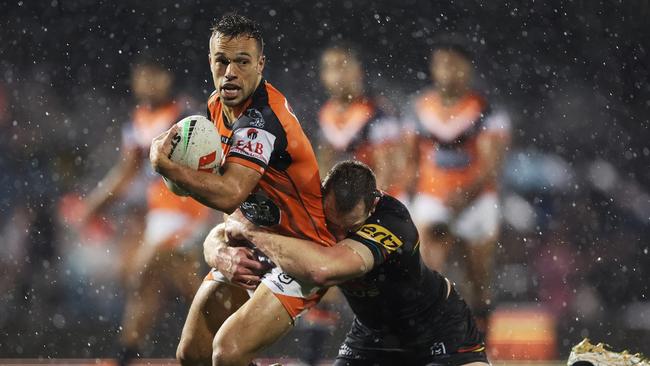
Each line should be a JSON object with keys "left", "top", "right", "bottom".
{"left": 339, "top": 194, "right": 484, "bottom": 356}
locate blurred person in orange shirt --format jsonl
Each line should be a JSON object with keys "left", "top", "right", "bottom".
{"left": 408, "top": 39, "right": 510, "bottom": 329}
{"left": 318, "top": 42, "right": 410, "bottom": 201}
{"left": 77, "top": 59, "right": 211, "bottom": 365}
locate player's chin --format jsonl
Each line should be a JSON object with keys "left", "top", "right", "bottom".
{"left": 221, "top": 95, "right": 243, "bottom": 107}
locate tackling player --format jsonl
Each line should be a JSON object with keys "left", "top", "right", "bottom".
{"left": 79, "top": 59, "right": 211, "bottom": 365}
{"left": 408, "top": 39, "right": 511, "bottom": 328}
{"left": 149, "top": 14, "right": 335, "bottom": 366}
{"left": 223, "top": 161, "right": 489, "bottom": 366}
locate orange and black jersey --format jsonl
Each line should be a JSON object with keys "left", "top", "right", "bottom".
{"left": 340, "top": 194, "right": 482, "bottom": 351}
{"left": 318, "top": 96, "right": 400, "bottom": 167}
{"left": 409, "top": 90, "right": 511, "bottom": 199}
{"left": 207, "top": 79, "right": 334, "bottom": 247}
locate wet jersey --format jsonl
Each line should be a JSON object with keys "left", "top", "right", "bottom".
{"left": 207, "top": 79, "right": 334, "bottom": 246}
{"left": 411, "top": 90, "right": 510, "bottom": 200}
{"left": 318, "top": 96, "right": 400, "bottom": 168}
{"left": 122, "top": 102, "right": 208, "bottom": 218}
{"left": 340, "top": 194, "right": 464, "bottom": 349}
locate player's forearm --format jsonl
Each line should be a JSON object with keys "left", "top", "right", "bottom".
{"left": 466, "top": 138, "right": 508, "bottom": 194}
{"left": 247, "top": 231, "right": 320, "bottom": 282}
{"left": 85, "top": 158, "right": 139, "bottom": 215}
{"left": 247, "top": 231, "right": 349, "bottom": 286}
{"left": 163, "top": 164, "right": 243, "bottom": 213}
{"left": 454, "top": 135, "right": 509, "bottom": 202}
{"left": 449, "top": 165, "right": 496, "bottom": 209}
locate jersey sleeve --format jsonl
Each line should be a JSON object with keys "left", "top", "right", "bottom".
{"left": 225, "top": 107, "right": 284, "bottom": 174}
{"left": 347, "top": 206, "right": 419, "bottom": 268}
{"left": 482, "top": 108, "right": 511, "bottom": 135}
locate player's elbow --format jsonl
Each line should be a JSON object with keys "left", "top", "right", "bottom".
{"left": 309, "top": 267, "right": 341, "bottom": 287}
{"left": 219, "top": 201, "right": 239, "bottom": 215}
{"left": 203, "top": 194, "right": 242, "bottom": 214}
{"left": 215, "top": 184, "right": 249, "bottom": 214}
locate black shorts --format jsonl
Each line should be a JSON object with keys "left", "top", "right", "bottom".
{"left": 335, "top": 287, "right": 488, "bottom": 366}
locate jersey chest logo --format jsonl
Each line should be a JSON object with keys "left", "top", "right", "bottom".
{"left": 240, "top": 192, "right": 281, "bottom": 227}
{"left": 244, "top": 108, "right": 266, "bottom": 128}
{"left": 356, "top": 224, "right": 403, "bottom": 252}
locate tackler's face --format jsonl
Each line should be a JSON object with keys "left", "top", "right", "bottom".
{"left": 209, "top": 33, "right": 265, "bottom": 107}
{"left": 324, "top": 193, "right": 370, "bottom": 242}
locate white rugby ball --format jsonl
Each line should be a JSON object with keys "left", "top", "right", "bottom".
{"left": 163, "top": 115, "right": 221, "bottom": 196}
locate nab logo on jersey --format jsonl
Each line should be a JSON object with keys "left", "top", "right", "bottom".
{"left": 234, "top": 139, "right": 264, "bottom": 155}
{"left": 356, "top": 224, "right": 403, "bottom": 252}
{"left": 247, "top": 128, "right": 258, "bottom": 140}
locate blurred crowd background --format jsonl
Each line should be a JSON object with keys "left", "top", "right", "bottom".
{"left": 1, "top": 0, "right": 649, "bottom": 361}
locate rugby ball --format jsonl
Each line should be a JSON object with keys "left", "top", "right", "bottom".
{"left": 163, "top": 115, "right": 221, "bottom": 196}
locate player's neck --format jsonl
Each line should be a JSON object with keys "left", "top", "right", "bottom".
{"left": 222, "top": 105, "right": 241, "bottom": 127}
{"left": 138, "top": 96, "right": 173, "bottom": 110}
{"left": 333, "top": 91, "right": 364, "bottom": 106}
{"left": 438, "top": 86, "right": 469, "bottom": 106}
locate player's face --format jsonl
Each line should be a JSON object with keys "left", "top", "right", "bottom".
{"left": 324, "top": 193, "right": 370, "bottom": 241}
{"left": 430, "top": 49, "right": 472, "bottom": 93}
{"left": 131, "top": 65, "right": 173, "bottom": 105}
{"left": 209, "top": 33, "right": 265, "bottom": 107}
{"left": 320, "top": 49, "right": 363, "bottom": 100}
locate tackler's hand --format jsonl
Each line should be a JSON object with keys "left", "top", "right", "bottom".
{"left": 225, "top": 209, "right": 268, "bottom": 242}
{"left": 204, "top": 223, "right": 265, "bottom": 290}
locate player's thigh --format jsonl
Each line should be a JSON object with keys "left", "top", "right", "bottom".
{"left": 178, "top": 279, "right": 249, "bottom": 359}
{"left": 213, "top": 282, "right": 293, "bottom": 358}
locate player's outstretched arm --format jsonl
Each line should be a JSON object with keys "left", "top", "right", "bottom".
{"left": 150, "top": 126, "right": 261, "bottom": 213}
{"left": 81, "top": 145, "right": 141, "bottom": 223}
{"left": 227, "top": 220, "right": 374, "bottom": 287}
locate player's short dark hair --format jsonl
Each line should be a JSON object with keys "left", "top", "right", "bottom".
{"left": 322, "top": 40, "right": 362, "bottom": 64}
{"left": 431, "top": 34, "right": 473, "bottom": 61}
{"left": 322, "top": 160, "right": 378, "bottom": 213}
{"left": 132, "top": 51, "right": 173, "bottom": 75}
{"left": 211, "top": 13, "right": 264, "bottom": 54}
